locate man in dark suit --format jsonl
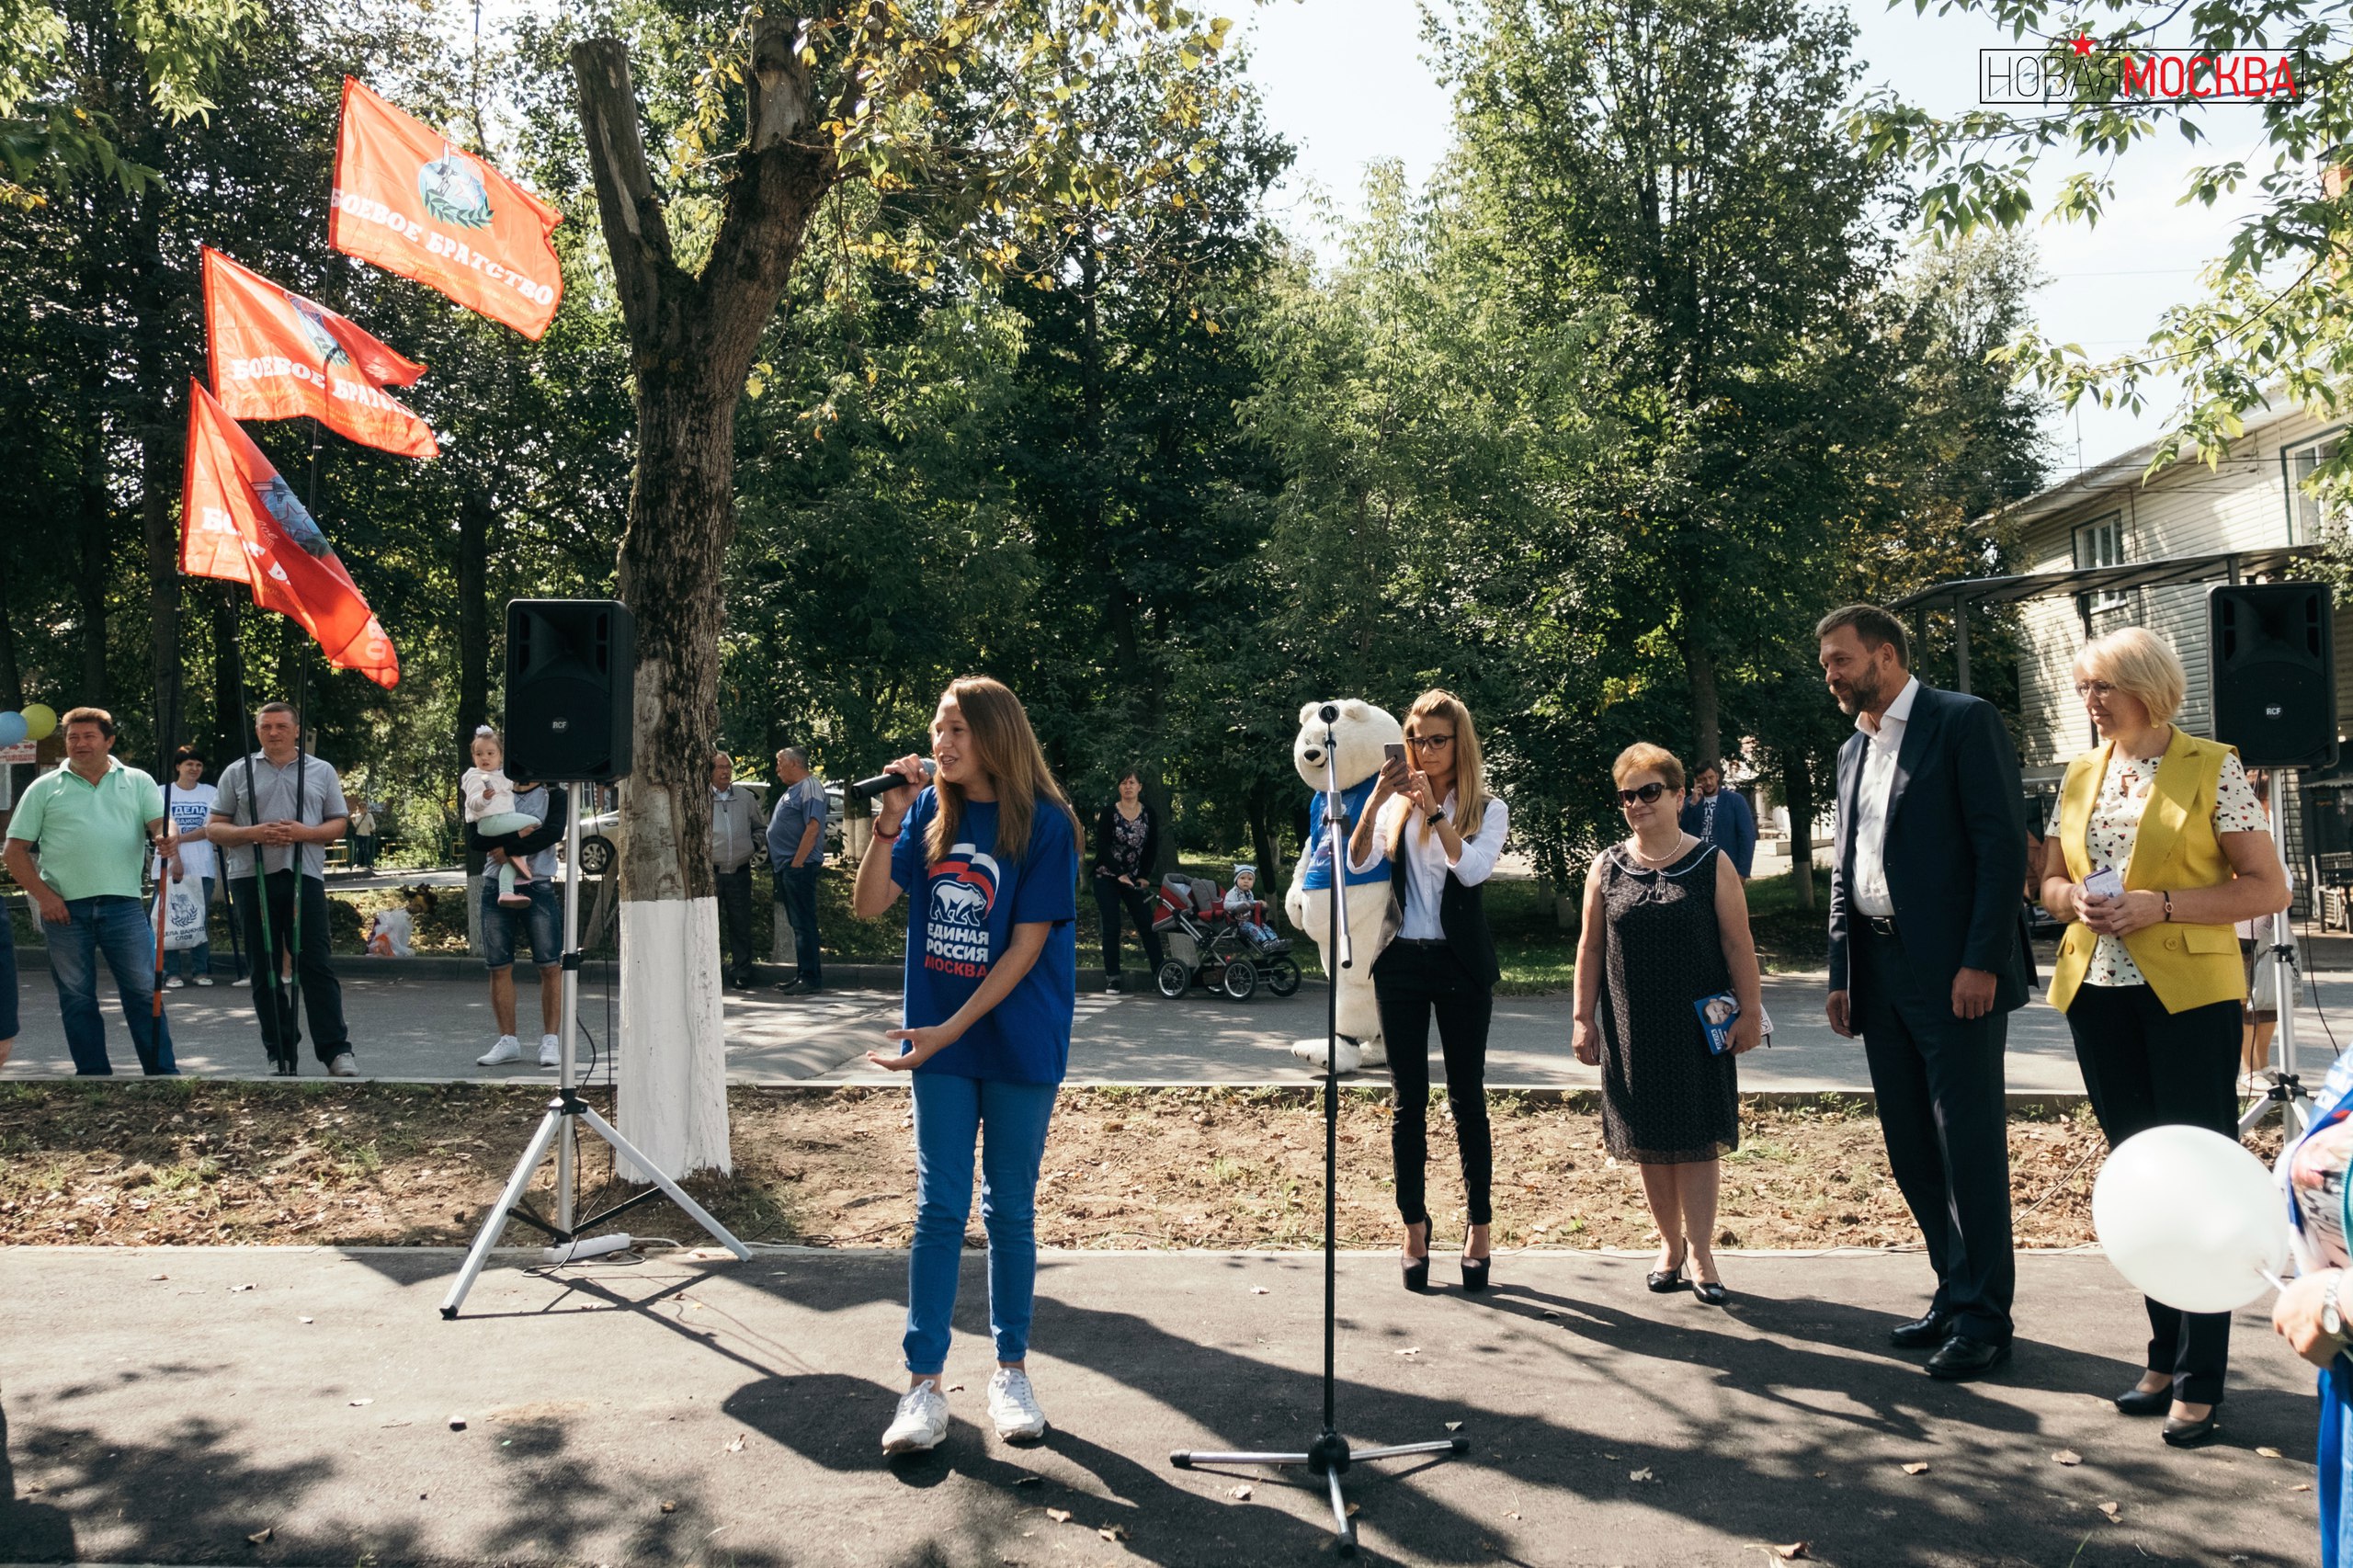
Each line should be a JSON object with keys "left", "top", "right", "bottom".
{"left": 1821, "top": 604, "right": 2029, "bottom": 1381}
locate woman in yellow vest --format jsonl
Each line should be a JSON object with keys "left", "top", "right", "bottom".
{"left": 2041, "top": 626, "right": 2289, "bottom": 1449}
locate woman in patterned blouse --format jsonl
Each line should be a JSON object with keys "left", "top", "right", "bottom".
{"left": 2039, "top": 626, "right": 2289, "bottom": 1448}
{"left": 1090, "top": 768, "right": 1164, "bottom": 993}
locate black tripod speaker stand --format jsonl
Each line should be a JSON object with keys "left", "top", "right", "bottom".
{"left": 1169, "top": 704, "right": 1465, "bottom": 1554}
{"left": 438, "top": 780, "right": 750, "bottom": 1318}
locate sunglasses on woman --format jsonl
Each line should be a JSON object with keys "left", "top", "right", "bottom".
{"left": 1616, "top": 782, "right": 1668, "bottom": 806}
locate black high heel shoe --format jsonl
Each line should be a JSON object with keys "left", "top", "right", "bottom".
{"left": 1461, "top": 1255, "right": 1491, "bottom": 1292}
{"left": 1401, "top": 1220, "right": 1431, "bottom": 1293}
{"left": 2114, "top": 1384, "right": 2170, "bottom": 1416}
{"left": 1646, "top": 1263, "right": 1689, "bottom": 1294}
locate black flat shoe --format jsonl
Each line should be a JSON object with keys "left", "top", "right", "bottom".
{"left": 2161, "top": 1412, "right": 2220, "bottom": 1448}
{"left": 1889, "top": 1310, "right": 1956, "bottom": 1350}
{"left": 1925, "top": 1335, "right": 2012, "bottom": 1381}
{"left": 1693, "top": 1280, "right": 1730, "bottom": 1307}
{"left": 2115, "top": 1385, "right": 2171, "bottom": 1417}
{"left": 1646, "top": 1267, "right": 1689, "bottom": 1294}
{"left": 1460, "top": 1256, "right": 1491, "bottom": 1293}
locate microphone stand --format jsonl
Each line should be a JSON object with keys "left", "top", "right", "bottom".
{"left": 1170, "top": 703, "right": 1464, "bottom": 1555}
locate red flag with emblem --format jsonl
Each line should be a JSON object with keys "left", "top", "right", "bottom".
{"left": 180, "top": 379, "right": 401, "bottom": 688}
{"left": 202, "top": 247, "right": 437, "bottom": 460}
{"left": 329, "top": 77, "right": 564, "bottom": 339}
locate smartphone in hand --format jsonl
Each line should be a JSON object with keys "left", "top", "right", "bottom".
{"left": 1383, "top": 742, "right": 1406, "bottom": 767}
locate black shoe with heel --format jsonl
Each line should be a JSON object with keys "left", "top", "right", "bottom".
{"left": 2115, "top": 1384, "right": 2171, "bottom": 1416}
{"left": 1646, "top": 1264, "right": 1689, "bottom": 1294}
{"left": 1401, "top": 1221, "right": 1430, "bottom": 1293}
{"left": 1461, "top": 1256, "right": 1490, "bottom": 1292}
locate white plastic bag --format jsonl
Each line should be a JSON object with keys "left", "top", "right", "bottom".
{"left": 153, "top": 875, "right": 207, "bottom": 952}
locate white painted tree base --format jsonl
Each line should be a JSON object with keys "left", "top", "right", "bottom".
{"left": 614, "top": 896, "right": 732, "bottom": 1181}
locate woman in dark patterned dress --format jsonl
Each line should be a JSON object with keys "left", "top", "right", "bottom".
{"left": 1573, "top": 743, "right": 1765, "bottom": 1305}
{"left": 1091, "top": 768, "right": 1164, "bottom": 993}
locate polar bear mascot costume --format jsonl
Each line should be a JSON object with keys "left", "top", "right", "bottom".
{"left": 1285, "top": 699, "right": 1403, "bottom": 1073}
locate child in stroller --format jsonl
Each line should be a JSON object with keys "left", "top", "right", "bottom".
{"left": 1150, "top": 869, "right": 1301, "bottom": 1001}
{"left": 1223, "top": 866, "right": 1281, "bottom": 950}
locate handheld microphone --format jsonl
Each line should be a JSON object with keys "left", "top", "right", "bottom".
{"left": 847, "top": 758, "right": 935, "bottom": 801}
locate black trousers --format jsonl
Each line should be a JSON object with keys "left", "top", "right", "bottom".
{"left": 1376, "top": 941, "right": 1495, "bottom": 1228}
{"left": 1093, "top": 875, "right": 1163, "bottom": 976}
{"left": 234, "top": 870, "right": 348, "bottom": 1066}
{"left": 2064, "top": 982, "right": 2244, "bottom": 1405}
{"left": 1854, "top": 926, "right": 2016, "bottom": 1342}
{"left": 714, "top": 865, "right": 756, "bottom": 982}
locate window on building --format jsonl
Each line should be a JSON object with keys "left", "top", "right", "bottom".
{"left": 2073, "top": 512, "right": 2127, "bottom": 612}
{"left": 2285, "top": 432, "right": 2347, "bottom": 544}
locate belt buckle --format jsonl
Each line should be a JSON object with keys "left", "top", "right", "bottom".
{"left": 1867, "top": 915, "right": 1898, "bottom": 938}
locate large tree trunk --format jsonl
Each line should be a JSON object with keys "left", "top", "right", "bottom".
{"left": 1783, "top": 749, "right": 1816, "bottom": 913}
{"left": 1681, "top": 632, "right": 1721, "bottom": 774}
{"left": 574, "top": 25, "right": 827, "bottom": 1179}
{"left": 141, "top": 420, "right": 181, "bottom": 756}
{"left": 0, "top": 585, "right": 21, "bottom": 711}
{"left": 458, "top": 485, "right": 493, "bottom": 956}
{"left": 211, "top": 591, "right": 244, "bottom": 763}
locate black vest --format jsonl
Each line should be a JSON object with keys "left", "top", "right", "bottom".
{"left": 1380, "top": 819, "right": 1500, "bottom": 989}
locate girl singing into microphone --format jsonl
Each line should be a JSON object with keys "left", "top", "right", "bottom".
{"left": 854, "top": 676, "right": 1081, "bottom": 1456}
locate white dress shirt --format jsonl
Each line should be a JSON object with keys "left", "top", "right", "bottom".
{"left": 1347, "top": 790, "right": 1509, "bottom": 938}
{"left": 1849, "top": 676, "right": 1920, "bottom": 920}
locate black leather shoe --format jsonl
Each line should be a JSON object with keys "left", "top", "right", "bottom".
{"left": 1401, "top": 1221, "right": 1430, "bottom": 1293}
{"left": 1460, "top": 1255, "right": 1491, "bottom": 1293}
{"left": 1888, "top": 1310, "right": 1956, "bottom": 1350}
{"left": 1925, "top": 1335, "right": 2012, "bottom": 1381}
{"left": 2161, "top": 1411, "right": 2220, "bottom": 1448}
{"left": 1646, "top": 1267, "right": 1689, "bottom": 1294}
{"left": 2114, "top": 1385, "right": 2171, "bottom": 1416}
{"left": 1694, "top": 1280, "right": 1730, "bottom": 1307}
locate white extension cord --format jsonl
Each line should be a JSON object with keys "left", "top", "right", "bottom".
{"left": 541, "top": 1233, "right": 632, "bottom": 1265}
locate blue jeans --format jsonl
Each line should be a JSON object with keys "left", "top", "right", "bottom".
{"left": 904, "top": 1073, "right": 1057, "bottom": 1375}
{"left": 166, "top": 876, "right": 214, "bottom": 981}
{"left": 774, "top": 863, "right": 822, "bottom": 984}
{"left": 47, "top": 895, "right": 176, "bottom": 1075}
{"left": 480, "top": 879, "right": 561, "bottom": 970}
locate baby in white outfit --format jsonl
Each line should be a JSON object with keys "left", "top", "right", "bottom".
{"left": 463, "top": 728, "right": 541, "bottom": 906}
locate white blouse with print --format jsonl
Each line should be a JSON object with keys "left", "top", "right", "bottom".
{"left": 2047, "top": 748, "right": 2267, "bottom": 988}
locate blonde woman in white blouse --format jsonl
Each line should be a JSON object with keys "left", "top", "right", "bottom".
{"left": 2040, "top": 626, "right": 2290, "bottom": 1449}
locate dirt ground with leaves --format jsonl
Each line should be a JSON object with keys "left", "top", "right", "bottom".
{"left": 2, "top": 1082, "right": 2286, "bottom": 1255}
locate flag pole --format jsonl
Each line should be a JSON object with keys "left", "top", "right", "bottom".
{"left": 286, "top": 650, "right": 310, "bottom": 1065}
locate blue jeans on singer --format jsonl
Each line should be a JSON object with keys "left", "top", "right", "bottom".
{"left": 166, "top": 876, "right": 214, "bottom": 981}
{"left": 904, "top": 1073, "right": 1057, "bottom": 1376}
{"left": 49, "top": 895, "right": 176, "bottom": 1075}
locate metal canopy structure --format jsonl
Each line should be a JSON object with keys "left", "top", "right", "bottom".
{"left": 1888, "top": 545, "right": 2322, "bottom": 693}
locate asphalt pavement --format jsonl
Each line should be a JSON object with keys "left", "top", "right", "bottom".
{"left": 0, "top": 1244, "right": 2325, "bottom": 1567}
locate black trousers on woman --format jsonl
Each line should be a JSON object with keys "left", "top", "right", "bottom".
{"left": 2063, "top": 983, "right": 2244, "bottom": 1405}
{"left": 1376, "top": 940, "right": 1495, "bottom": 1227}
{"left": 1092, "top": 875, "right": 1163, "bottom": 978}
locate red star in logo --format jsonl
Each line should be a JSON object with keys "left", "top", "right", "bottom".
{"left": 2070, "top": 31, "right": 2095, "bottom": 55}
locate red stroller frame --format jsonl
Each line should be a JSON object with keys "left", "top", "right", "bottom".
{"left": 1149, "top": 873, "right": 1302, "bottom": 1001}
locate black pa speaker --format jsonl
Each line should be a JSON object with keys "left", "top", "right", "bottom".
{"left": 2209, "top": 583, "right": 2337, "bottom": 769}
{"left": 504, "top": 599, "right": 635, "bottom": 782}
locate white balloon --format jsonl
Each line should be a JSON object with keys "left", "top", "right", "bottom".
{"left": 2092, "top": 1125, "right": 2291, "bottom": 1314}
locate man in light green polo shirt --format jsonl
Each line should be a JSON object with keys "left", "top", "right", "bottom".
{"left": 3, "top": 706, "right": 180, "bottom": 1074}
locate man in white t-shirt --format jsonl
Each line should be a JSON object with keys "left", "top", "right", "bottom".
{"left": 154, "top": 747, "right": 221, "bottom": 987}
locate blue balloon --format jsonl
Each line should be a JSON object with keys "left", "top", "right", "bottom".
{"left": 0, "top": 711, "right": 25, "bottom": 746}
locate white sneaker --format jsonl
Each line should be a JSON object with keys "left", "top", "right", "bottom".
{"left": 327, "top": 1052, "right": 359, "bottom": 1078}
{"left": 881, "top": 1381, "right": 950, "bottom": 1455}
{"left": 164, "top": 976, "right": 186, "bottom": 990}
{"left": 477, "top": 1035, "right": 522, "bottom": 1065}
{"left": 539, "top": 1035, "right": 563, "bottom": 1067}
{"left": 192, "top": 975, "right": 215, "bottom": 986}
{"left": 985, "top": 1367, "right": 1048, "bottom": 1442}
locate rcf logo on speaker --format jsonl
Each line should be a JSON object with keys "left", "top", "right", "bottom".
{"left": 1981, "top": 37, "right": 2308, "bottom": 106}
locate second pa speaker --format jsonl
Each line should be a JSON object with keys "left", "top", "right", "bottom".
{"left": 2209, "top": 582, "right": 2337, "bottom": 770}
{"left": 504, "top": 599, "right": 635, "bottom": 782}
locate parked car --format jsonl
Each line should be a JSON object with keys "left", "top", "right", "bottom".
{"left": 571, "top": 778, "right": 846, "bottom": 877}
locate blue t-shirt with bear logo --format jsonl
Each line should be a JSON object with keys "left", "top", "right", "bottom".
{"left": 891, "top": 787, "right": 1079, "bottom": 1084}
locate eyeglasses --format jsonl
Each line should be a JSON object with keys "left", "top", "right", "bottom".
{"left": 2074, "top": 680, "right": 2119, "bottom": 699}
{"left": 1406, "top": 733, "right": 1454, "bottom": 750}
{"left": 1616, "top": 782, "right": 1668, "bottom": 806}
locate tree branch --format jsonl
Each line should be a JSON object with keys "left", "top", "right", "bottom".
{"left": 571, "top": 38, "right": 683, "bottom": 342}
{"left": 746, "top": 8, "right": 813, "bottom": 153}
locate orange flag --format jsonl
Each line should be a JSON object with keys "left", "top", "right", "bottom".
{"left": 203, "top": 247, "right": 438, "bottom": 460}
{"left": 181, "top": 379, "right": 401, "bottom": 688}
{"left": 330, "top": 77, "right": 564, "bottom": 339}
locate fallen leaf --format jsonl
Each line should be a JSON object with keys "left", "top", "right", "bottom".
{"left": 1445, "top": 1421, "right": 1463, "bottom": 1433}
{"left": 2098, "top": 1502, "right": 2121, "bottom": 1519}
{"left": 298, "top": 1316, "right": 314, "bottom": 1324}
{"left": 2295, "top": 1484, "right": 2314, "bottom": 1494}
{"left": 1630, "top": 1468, "right": 1655, "bottom": 1483}
{"left": 1098, "top": 1524, "right": 1130, "bottom": 1541}
{"left": 1230, "top": 1484, "right": 1252, "bottom": 1499}
{"left": 448, "top": 1417, "right": 467, "bottom": 1431}
{"left": 660, "top": 1500, "right": 676, "bottom": 1513}
{"left": 246, "top": 1528, "right": 274, "bottom": 1544}
{"left": 2052, "top": 1449, "right": 2082, "bottom": 1466}
{"left": 1346, "top": 1503, "right": 1361, "bottom": 1517}
{"left": 1014, "top": 1475, "right": 1042, "bottom": 1488}
{"left": 149, "top": 1272, "right": 167, "bottom": 1281}
{"left": 1506, "top": 1510, "right": 1521, "bottom": 1520}
{"left": 1393, "top": 1346, "right": 1421, "bottom": 1357}
{"left": 723, "top": 1434, "right": 745, "bottom": 1454}
{"left": 1047, "top": 1507, "right": 1073, "bottom": 1523}
{"left": 348, "top": 1398, "right": 373, "bottom": 1407}
{"left": 1769, "top": 1546, "right": 1812, "bottom": 1562}
{"left": 1901, "top": 1462, "right": 1930, "bottom": 1476}
{"left": 229, "top": 1283, "right": 255, "bottom": 1293}
{"left": 1541, "top": 1309, "right": 1560, "bottom": 1318}
{"left": 2258, "top": 1447, "right": 2285, "bottom": 1460}
{"left": 1250, "top": 1287, "right": 1268, "bottom": 1295}
{"left": 946, "top": 1383, "right": 966, "bottom": 1394}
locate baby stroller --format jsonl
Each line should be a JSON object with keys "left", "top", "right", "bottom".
{"left": 1150, "top": 874, "right": 1302, "bottom": 1001}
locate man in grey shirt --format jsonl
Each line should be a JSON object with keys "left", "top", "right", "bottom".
{"left": 767, "top": 745, "right": 827, "bottom": 995}
{"left": 710, "top": 751, "right": 769, "bottom": 988}
{"left": 208, "top": 701, "right": 356, "bottom": 1076}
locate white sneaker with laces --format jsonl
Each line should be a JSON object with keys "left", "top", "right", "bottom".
{"left": 192, "top": 974, "right": 215, "bottom": 986}
{"left": 539, "top": 1035, "right": 563, "bottom": 1067}
{"left": 164, "top": 976, "right": 185, "bottom": 990}
{"left": 477, "top": 1035, "right": 522, "bottom": 1066}
{"left": 986, "top": 1367, "right": 1048, "bottom": 1442}
{"left": 881, "top": 1381, "right": 950, "bottom": 1455}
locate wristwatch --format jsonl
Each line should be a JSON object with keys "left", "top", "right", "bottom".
{"left": 1425, "top": 809, "right": 1445, "bottom": 827}
{"left": 2325, "top": 1272, "right": 2345, "bottom": 1340}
